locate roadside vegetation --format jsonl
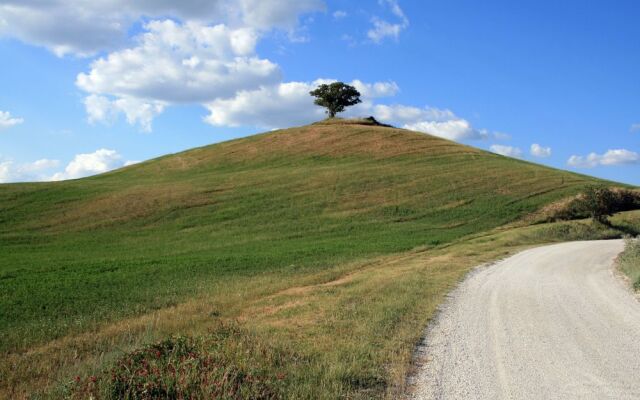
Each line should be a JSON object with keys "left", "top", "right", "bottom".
{"left": 62, "top": 323, "right": 289, "bottom": 400}
{"left": 1, "top": 121, "right": 638, "bottom": 398}
{"left": 531, "top": 186, "right": 640, "bottom": 226}
{"left": 619, "top": 236, "right": 640, "bottom": 291}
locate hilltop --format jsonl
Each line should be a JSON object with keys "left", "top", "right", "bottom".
{"left": 0, "top": 120, "right": 619, "bottom": 398}
{"left": 1, "top": 119, "right": 597, "bottom": 235}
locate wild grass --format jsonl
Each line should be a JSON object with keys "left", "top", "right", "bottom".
{"left": 4, "top": 214, "right": 639, "bottom": 399}
{"left": 0, "top": 122, "right": 630, "bottom": 398}
{"left": 619, "top": 235, "right": 640, "bottom": 291}
{"left": 4, "top": 213, "right": 633, "bottom": 399}
{"left": 59, "top": 323, "right": 289, "bottom": 400}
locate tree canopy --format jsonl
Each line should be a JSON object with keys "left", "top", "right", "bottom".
{"left": 309, "top": 82, "right": 362, "bottom": 118}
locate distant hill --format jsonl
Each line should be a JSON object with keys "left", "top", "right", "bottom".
{"left": 0, "top": 119, "right": 603, "bottom": 354}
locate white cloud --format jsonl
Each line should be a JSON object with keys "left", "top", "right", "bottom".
{"left": 384, "top": 0, "right": 407, "bottom": 19}
{"left": 77, "top": 20, "right": 280, "bottom": 131}
{"left": 12, "top": 2, "right": 496, "bottom": 141}
{"left": 204, "top": 78, "right": 405, "bottom": 129}
{"left": 0, "top": 158, "right": 60, "bottom": 183}
{"left": 0, "top": 0, "right": 324, "bottom": 56}
{"left": 530, "top": 143, "right": 551, "bottom": 158}
{"left": 404, "top": 120, "right": 489, "bottom": 141}
{"left": 77, "top": 20, "right": 277, "bottom": 103}
{"left": 490, "top": 145, "right": 523, "bottom": 158}
{"left": 0, "top": 150, "right": 139, "bottom": 183}
{"left": 51, "top": 149, "right": 129, "bottom": 181}
{"left": 350, "top": 80, "right": 400, "bottom": 99}
{"left": 205, "top": 80, "right": 329, "bottom": 128}
{"left": 0, "top": 1, "right": 131, "bottom": 57}
{"left": 204, "top": 77, "right": 502, "bottom": 143}
{"left": 631, "top": 123, "right": 640, "bottom": 133}
{"left": 204, "top": 78, "right": 407, "bottom": 129}
{"left": 403, "top": 119, "right": 489, "bottom": 141}
{"left": 0, "top": 110, "right": 24, "bottom": 129}
{"left": 333, "top": 10, "right": 347, "bottom": 19}
{"left": 84, "top": 95, "right": 166, "bottom": 132}
{"left": 84, "top": 94, "right": 116, "bottom": 124}
{"left": 371, "top": 103, "right": 503, "bottom": 141}
{"left": 368, "top": 0, "right": 409, "bottom": 43}
{"left": 73, "top": 16, "right": 414, "bottom": 133}
{"left": 368, "top": 18, "right": 404, "bottom": 42}
{"left": 20, "top": 159, "right": 61, "bottom": 173}
{"left": 372, "top": 104, "right": 454, "bottom": 124}
{"left": 567, "top": 149, "right": 640, "bottom": 168}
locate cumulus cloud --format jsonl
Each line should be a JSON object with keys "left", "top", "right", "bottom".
{"left": 0, "top": 150, "right": 138, "bottom": 183}
{"left": 77, "top": 20, "right": 278, "bottom": 103}
{"left": 84, "top": 95, "right": 166, "bottom": 132}
{"left": 567, "top": 149, "right": 640, "bottom": 168}
{"left": 9, "top": 1, "right": 496, "bottom": 140}
{"left": 490, "top": 145, "right": 523, "bottom": 158}
{"left": 368, "top": 0, "right": 409, "bottom": 43}
{"left": 38, "top": 0, "right": 429, "bottom": 136}
{"left": 77, "top": 20, "right": 280, "bottom": 130}
{"left": 372, "top": 104, "right": 454, "bottom": 124}
{"left": 51, "top": 149, "right": 133, "bottom": 181}
{"left": 205, "top": 81, "right": 324, "bottom": 128}
{"left": 203, "top": 78, "right": 399, "bottom": 128}
{"left": 404, "top": 120, "right": 491, "bottom": 141}
{"left": 351, "top": 80, "right": 400, "bottom": 99}
{"left": 75, "top": 17, "right": 451, "bottom": 133}
{"left": 0, "top": 158, "right": 60, "bottom": 183}
{"left": 530, "top": 143, "right": 551, "bottom": 158}
{"left": 204, "top": 77, "right": 502, "bottom": 143}
{"left": 631, "top": 123, "right": 640, "bottom": 133}
{"left": 368, "top": 103, "right": 503, "bottom": 141}
{"left": 0, "top": 0, "right": 324, "bottom": 56}
{"left": 0, "top": 110, "right": 24, "bottom": 129}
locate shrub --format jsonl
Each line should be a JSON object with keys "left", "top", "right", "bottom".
{"left": 65, "top": 323, "right": 291, "bottom": 399}
{"left": 546, "top": 187, "right": 640, "bottom": 223}
{"left": 576, "top": 186, "right": 617, "bottom": 224}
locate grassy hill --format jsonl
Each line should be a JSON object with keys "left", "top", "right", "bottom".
{"left": 1, "top": 119, "right": 625, "bottom": 398}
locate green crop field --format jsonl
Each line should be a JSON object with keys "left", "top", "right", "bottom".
{"left": 2, "top": 120, "right": 635, "bottom": 398}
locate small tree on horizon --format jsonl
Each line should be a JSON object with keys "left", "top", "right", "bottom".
{"left": 309, "top": 82, "right": 362, "bottom": 118}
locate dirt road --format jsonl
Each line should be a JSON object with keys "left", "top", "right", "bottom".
{"left": 409, "top": 240, "right": 640, "bottom": 399}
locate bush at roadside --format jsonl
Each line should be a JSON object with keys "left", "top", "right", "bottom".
{"left": 619, "top": 236, "right": 640, "bottom": 291}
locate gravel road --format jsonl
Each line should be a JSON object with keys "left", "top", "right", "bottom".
{"left": 408, "top": 240, "right": 640, "bottom": 400}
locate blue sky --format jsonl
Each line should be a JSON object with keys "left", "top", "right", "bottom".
{"left": 0, "top": 0, "right": 638, "bottom": 184}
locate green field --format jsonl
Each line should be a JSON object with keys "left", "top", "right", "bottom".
{"left": 2, "top": 120, "right": 632, "bottom": 398}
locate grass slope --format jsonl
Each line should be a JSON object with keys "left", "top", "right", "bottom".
{"left": 0, "top": 120, "right": 613, "bottom": 397}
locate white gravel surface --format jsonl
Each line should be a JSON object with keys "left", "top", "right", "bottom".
{"left": 408, "top": 240, "right": 640, "bottom": 400}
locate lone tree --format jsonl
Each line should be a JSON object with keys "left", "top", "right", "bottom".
{"left": 309, "top": 82, "right": 362, "bottom": 118}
